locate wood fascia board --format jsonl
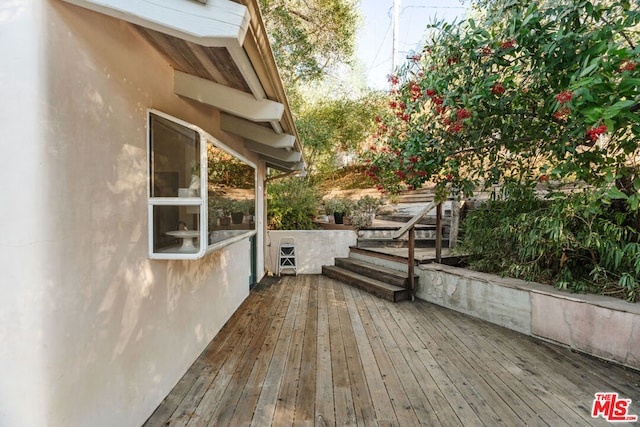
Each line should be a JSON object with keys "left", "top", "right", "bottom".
{"left": 245, "top": 141, "right": 301, "bottom": 163}
{"left": 61, "top": 0, "right": 250, "bottom": 46}
{"left": 220, "top": 114, "right": 295, "bottom": 149}
{"left": 174, "top": 71, "right": 284, "bottom": 122}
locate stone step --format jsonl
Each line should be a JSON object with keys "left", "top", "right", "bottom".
{"left": 322, "top": 265, "right": 409, "bottom": 302}
{"left": 376, "top": 214, "right": 451, "bottom": 226}
{"left": 357, "top": 238, "right": 450, "bottom": 249}
{"left": 358, "top": 228, "right": 450, "bottom": 240}
{"left": 334, "top": 257, "right": 416, "bottom": 288}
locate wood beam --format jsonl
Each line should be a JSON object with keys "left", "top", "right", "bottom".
{"left": 245, "top": 141, "right": 301, "bottom": 163}
{"left": 174, "top": 71, "right": 284, "bottom": 122}
{"left": 221, "top": 114, "right": 295, "bottom": 148}
{"left": 265, "top": 159, "right": 305, "bottom": 171}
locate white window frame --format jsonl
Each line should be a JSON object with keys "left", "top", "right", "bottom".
{"left": 147, "top": 109, "right": 257, "bottom": 260}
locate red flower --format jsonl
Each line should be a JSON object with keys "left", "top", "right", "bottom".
{"left": 445, "top": 174, "right": 454, "bottom": 181}
{"left": 491, "top": 83, "right": 505, "bottom": 95}
{"left": 408, "top": 156, "right": 419, "bottom": 163}
{"left": 394, "top": 170, "right": 407, "bottom": 179}
{"left": 447, "top": 123, "right": 463, "bottom": 133}
{"left": 447, "top": 56, "right": 459, "bottom": 65}
{"left": 553, "top": 107, "right": 571, "bottom": 121}
{"left": 500, "top": 39, "right": 516, "bottom": 49}
{"left": 425, "top": 89, "right": 436, "bottom": 98}
{"left": 374, "top": 116, "right": 382, "bottom": 123}
{"left": 456, "top": 108, "right": 472, "bottom": 120}
{"left": 555, "top": 90, "right": 573, "bottom": 105}
{"left": 409, "top": 81, "right": 422, "bottom": 100}
{"left": 401, "top": 114, "right": 410, "bottom": 122}
{"left": 539, "top": 175, "right": 549, "bottom": 182}
{"left": 388, "top": 74, "right": 399, "bottom": 85}
{"left": 389, "top": 101, "right": 397, "bottom": 109}
{"left": 586, "top": 125, "right": 608, "bottom": 142}
{"left": 481, "top": 47, "right": 492, "bottom": 55}
{"left": 619, "top": 61, "right": 637, "bottom": 72}
{"left": 432, "top": 96, "right": 444, "bottom": 105}
{"left": 410, "top": 54, "right": 422, "bottom": 62}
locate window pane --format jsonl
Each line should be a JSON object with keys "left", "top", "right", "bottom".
{"left": 207, "top": 143, "right": 255, "bottom": 246}
{"left": 152, "top": 205, "right": 201, "bottom": 254}
{"left": 149, "top": 114, "right": 200, "bottom": 198}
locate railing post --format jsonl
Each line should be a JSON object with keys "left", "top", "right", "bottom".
{"left": 435, "top": 202, "right": 442, "bottom": 263}
{"left": 408, "top": 226, "right": 415, "bottom": 301}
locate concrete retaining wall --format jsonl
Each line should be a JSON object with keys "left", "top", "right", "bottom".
{"left": 416, "top": 263, "right": 640, "bottom": 370}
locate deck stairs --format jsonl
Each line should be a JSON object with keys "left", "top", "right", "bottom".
{"left": 322, "top": 251, "right": 415, "bottom": 302}
{"left": 322, "top": 202, "right": 454, "bottom": 302}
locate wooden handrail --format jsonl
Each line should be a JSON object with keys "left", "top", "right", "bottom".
{"left": 391, "top": 201, "right": 441, "bottom": 301}
{"left": 391, "top": 201, "right": 436, "bottom": 239}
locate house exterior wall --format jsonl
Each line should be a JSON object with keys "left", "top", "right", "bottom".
{"left": 0, "top": 1, "right": 262, "bottom": 426}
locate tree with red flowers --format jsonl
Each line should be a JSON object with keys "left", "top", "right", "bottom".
{"left": 366, "top": 0, "right": 639, "bottom": 209}
{"left": 366, "top": 0, "right": 640, "bottom": 301}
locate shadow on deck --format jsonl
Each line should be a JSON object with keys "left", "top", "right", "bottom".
{"left": 144, "top": 275, "right": 640, "bottom": 426}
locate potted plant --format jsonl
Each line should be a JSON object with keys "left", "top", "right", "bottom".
{"left": 351, "top": 195, "right": 383, "bottom": 229}
{"left": 218, "top": 198, "right": 234, "bottom": 226}
{"left": 324, "top": 198, "right": 353, "bottom": 224}
{"left": 230, "top": 199, "right": 245, "bottom": 224}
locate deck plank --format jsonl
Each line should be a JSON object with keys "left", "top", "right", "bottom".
{"left": 315, "top": 276, "right": 336, "bottom": 426}
{"left": 334, "top": 280, "right": 377, "bottom": 425}
{"left": 187, "top": 279, "right": 289, "bottom": 427}
{"left": 362, "top": 291, "right": 439, "bottom": 426}
{"left": 341, "top": 283, "right": 398, "bottom": 425}
{"left": 251, "top": 276, "right": 304, "bottom": 426}
{"left": 326, "top": 278, "right": 357, "bottom": 425}
{"left": 273, "top": 276, "right": 311, "bottom": 426}
{"left": 293, "top": 275, "right": 319, "bottom": 426}
{"left": 145, "top": 275, "right": 640, "bottom": 427}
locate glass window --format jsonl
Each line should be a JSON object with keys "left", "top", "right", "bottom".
{"left": 148, "top": 111, "right": 256, "bottom": 259}
{"left": 207, "top": 144, "right": 256, "bottom": 245}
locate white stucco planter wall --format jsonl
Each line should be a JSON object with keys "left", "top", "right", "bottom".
{"left": 416, "top": 263, "right": 640, "bottom": 370}
{"left": 266, "top": 230, "right": 357, "bottom": 275}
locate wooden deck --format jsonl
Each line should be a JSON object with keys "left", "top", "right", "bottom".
{"left": 144, "top": 275, "right": 640, "bottom": 426}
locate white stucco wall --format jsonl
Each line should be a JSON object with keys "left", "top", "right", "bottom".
{"left": 0, "top": 1, "right": 260, "bottom": 426}
{"left": 265, "top": 230, "right": 357, "bottom": 275}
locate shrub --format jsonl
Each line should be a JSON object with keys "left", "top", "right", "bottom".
{"left": 267, "top": 177, "right": 321, "bottom": 230}
{"left": 457, "top": 184, "right": 640, "bottom": 302}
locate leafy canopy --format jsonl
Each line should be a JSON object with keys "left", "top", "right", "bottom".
{"left": 366, "top": 0, "right": 640, "bottom": 208}
{"left": 259, "top": 0, "right": 360, "bottom": 85}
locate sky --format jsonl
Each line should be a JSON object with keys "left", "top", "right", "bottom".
{"left": 356, "top": 0, "right": 469, "bottom": 90}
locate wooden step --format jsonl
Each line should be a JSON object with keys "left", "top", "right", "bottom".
{"left": 334, "top": 257, "right": 416, "bottom": 288}
{"left": 322, "top": 265, "right": 408, "bottom": 302}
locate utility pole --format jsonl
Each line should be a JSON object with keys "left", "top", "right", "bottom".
{"left": 392, "top": 0, "right": 400, "bottom": 73}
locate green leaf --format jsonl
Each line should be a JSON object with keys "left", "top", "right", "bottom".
{"left": 618, "top": 78, "right": 640, "bottom": 93}
{"left": 607, "top": 187, "right": 629, "bottom": 200}
{"left": 579, "top": 62, "right": 599, "bottom": 78}
{"left": 582, "top": 106, "right": 604, "bottom": 122}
